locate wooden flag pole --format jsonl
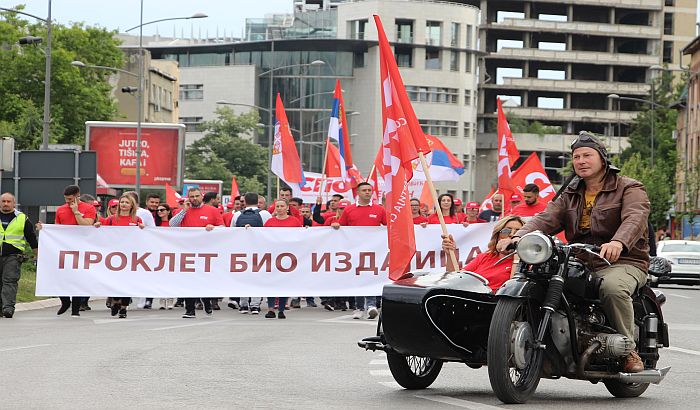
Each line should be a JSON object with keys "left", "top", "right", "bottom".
{"left": 365, "top": 164, "right": 376, "bottom": 183}
{"left": 276, "top": 177, "right": 280, "bottom": 198}
{"left": 417, "top": 151, "right": 459, "bottom": 271}
{"left": 318, "top": 139, "right": 330, "bottom": 202}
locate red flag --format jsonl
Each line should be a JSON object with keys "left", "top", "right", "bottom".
{"left": 324, "top": 139, "right": 343, "bottom": 177}
{"left": 375, "top": 14, "right": 426, "bottom": 280}
{"left": 497, "top": 98, "right": 520, "bottom": 167}
{"left": 511, "top": 153, "right": 556, "bottom": 203}
{"left": 497, "top": 98, "right": 516, "bottom": 214}
{"left": 165, "top": 183, "right": 181, "bottom": 209}
{"left": 480, "top": 188, "right": 496, "bottom": 212}
{"left": 231, "top": 176, "right": 240, "bottom": 198}
{"left": 271, "top": 94, "right": 305, "bottom": 186}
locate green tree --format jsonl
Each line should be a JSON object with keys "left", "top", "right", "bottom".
{"left": 0, "top": 7, "right": 123, "bottom": 149}
{"left": 620, "top": 153, "right": 672, "bottom": 229}
{"left": 185, "top": 107, "right": 268, "bottom": 195}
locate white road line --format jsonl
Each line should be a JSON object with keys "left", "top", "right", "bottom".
{"left": 149, "top": 319, "right": 235, "bottom": 331}
{"left": 369, "top": 369, "right": 392, "bottom": 376}
{"left": 415, "top": 395, "right": 503, "bottom": 409}
{"left": 369, "top": 359, "right": 387, "bottom": 365}
{"left": 378, "top": 381, "right": 401, "bottom": 389}
{"left": 667, "top": 346, "right": 700, "bottom": 356}
{"left": 0, "top": 344, "right": 51, "bottom": 353}
{"left": 667, "top": 293, "right": 691, "bottom": 299}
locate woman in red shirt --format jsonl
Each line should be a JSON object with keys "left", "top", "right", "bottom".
{"left": 95, "top": 194, "right": 144, "bottom": 318}
{"left": 442, "top": 215, "right": 525, "bottom": 292}
{"left": 428, "top": 193, "right": 468, "bottom": 226}
{"left": 263, "top": 199, "right": 301, "bottom": 319}
{"left": 155, "top": 203, "right": 172, "bottom": 227}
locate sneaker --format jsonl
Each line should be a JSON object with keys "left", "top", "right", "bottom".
{"left": 623, "top": 351, "right": 644, "bottom": 373}
{"left": 322, "top": 302, "right": 334, "bottom": 312}
{"left": 174, "top": 300, "right": 184, "bottom": 308}
{"left": 57, "top": 300, "right": 71, "bottom": 316}
{"left": 159, "top": 306, "right": 166, "bottom": 310}
{"left": 110, "top": 304, "right": 120, "bottom": 317}
{"left": 278, "top": 311, "right": 286, "bottom": 319}
{"left": 239, "top": 305, "right": 250, "bottom": 314}
{"left": 182, "top": 311, "right": 195, "bottom": 318}
{"left": 367, "top": 307, "right": 379, "bottom": 319}
{"left": 118, "top": 308, "right": 127, "bottom": 319}
{"left": 265, "top": 311, "right": 276, "bottom": 319}
{"left": 212, "top": 301, "right": 221, "bottom": 311}
{"left": 71, "top": 312, "right": 80, "bottom": 318}
{"left": 195, "top": 302, "right": 203, "bottom": 310}
{"left": 251, "top": 307, "right": 260, "bottom": 315}
{"left": 143, "top": 301, "right": 152, "bottom": 310}
{"left": 228, "top": 301, "right": 240, "bottom": 310}
{"left": 2, "top": 310, "right": 14, "bottom": 318}
{"left": 306, "top": 299, "right": 317, "bottom": 308}
{"left": 290, "top": 299, "right": 301, "bottom": 309}
{"left": 352, "top": 309, "right": 363, "bottom": 320}
{"left": 205, "top": 307, "right": 213, "bottom": 316}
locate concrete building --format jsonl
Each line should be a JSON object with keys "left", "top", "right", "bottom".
{"left": 475, "top": 0, "right": 697, "bottom": 199}
{"left": 136, "top": 0, "right": 481, "bottom": 203}
{"left": 112, "top": 48, "right": 179, "bottom": 124}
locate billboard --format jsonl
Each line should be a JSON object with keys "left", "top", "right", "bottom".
{"left": 183, "top": 179, "right": 223, "bottom": 195}
{"left": 85, "top": 121, "right": 185, "bottom": 189}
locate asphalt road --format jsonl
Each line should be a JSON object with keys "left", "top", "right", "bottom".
{"left": 2, "top": 286, "right": 700, "bottom": 409}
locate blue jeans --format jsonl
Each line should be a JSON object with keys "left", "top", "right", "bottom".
{"left": 354, "top": 296, "right": 379, "bottom": 310}
{"left": 267, "top": 297, "right": 288, "bottom": 312}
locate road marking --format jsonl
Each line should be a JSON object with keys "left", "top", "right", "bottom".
{"left": 667, "top": 346, "right": 700, "bottom": 356}
{"left": 149, "top": 319, "right": 235, "bottom": 331}
{"left": 369, "top": 369, "right": 392, "bottom": 376}
{"left": 0, "top": 344, "right": 51, "bottom": 353}
{"left": 369, "top": 359, "right": 387, "bottom": 365}
{"left": 667, "top": 293, "right": 691, "bottom": 299}
{"left": 668, "top": 323, "right": 700, "bottom": 331}
{"left": 378, "top": 381, "right": 400, "bottom": 388}
{"left": 318, "top": 315, "right": 378, "bottom": 325}
{"left": 415, "top": 395, "right": 502, "bottom": 409}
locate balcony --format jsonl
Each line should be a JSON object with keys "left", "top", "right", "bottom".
{"left": 477, "top": 133, "right": 629, "bottom": 154}
{"left": 480, "top": 107, "right": 640, "bottom": 123}
{"left": 490, "top": 18, "right": 660, "bottom": 39}
{"left": 483, "top": 78, "right": 651, "bottom": 96}
{"left": 487, "top": 48, "right": 660, "bottom": 67}
{"left": 396, "top": 34, "right": 414, "bottom": 44}
{"left": 507, "top": 0, "right": 662, "bottom": 10}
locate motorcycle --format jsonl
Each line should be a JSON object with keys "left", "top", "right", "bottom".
{"left": 358, "top": 231, "right": 671, "bottom": 403}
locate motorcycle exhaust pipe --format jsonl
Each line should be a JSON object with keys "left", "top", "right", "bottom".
{"left": 583, "top": 366, "right": 671, "bottom": 384}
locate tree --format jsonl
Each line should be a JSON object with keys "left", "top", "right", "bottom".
{"left": 620, "top": 153, "right": 672, "bottom": 229}
{"left": 0, "top": 7, "right": 123, "bottom": 149}
{"left": 184, "top": 107, "right": 268, "bottom": 195}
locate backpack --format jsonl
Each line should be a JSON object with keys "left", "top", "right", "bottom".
{"left": 236, "top": 208, "right": 263, "bottom": 227}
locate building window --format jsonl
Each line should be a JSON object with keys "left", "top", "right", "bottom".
{"left": 395, "top": 46, "right": 413, "bottom": 67}
{"left": 354, "top": 51, "right": 365, "bottom": 68}
{"left": 663, "top": 41, "right": 673, "bottom": 63}
{"left": 179, "top": 116, "right": 204, "bottom": 132}
{"left": 462, "top": 154, "right": 471, "bottom": 170}
{"left": 465, "top": 52, "right": 472, "bottom": 73}
{"left": 466, "top": 24, "right": 473, "bottom": 48}
{"left": 450, "top": 22, "right": 460, "bottom": 47}
{"left": 463, "top": 122, "right": 472, "bottom": 138}
{"left": 419, "top": 119, "right": 458, "bottom": 137}
{"left": 425, "top": 48, "right": 441, "bottom": 70}
{"left": 464, "top": 90, "right": 471, "bottom": 106}
{"left": 665, "top": 0, "right": 674, "bottom": 5}
{"left": 395, "top": 19, "right": 414, "bottom": 43}
{"left": 349, "top": 19, "right": 368, "bottom": 40}
{"left": 407, "top": 86, "right": 458, "bottom": 104}
{"left": 426, "top": 21, "right": 441, "bottom": 46}
{"left": 449, "top": 51, "right": 459, "bottom": 71}
{"left": 664, "top": 13, "right": 673, "bottom": 35}
{"left": 179, "top": 84, "right": 203, "bottom": 100}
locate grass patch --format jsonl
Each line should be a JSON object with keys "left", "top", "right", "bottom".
{"left": 17, "top": 262, "right": 45, "bottom": 303}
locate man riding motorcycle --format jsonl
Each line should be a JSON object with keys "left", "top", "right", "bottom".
{"left": 497, "top": 131, "right": 649, "bottom": 373}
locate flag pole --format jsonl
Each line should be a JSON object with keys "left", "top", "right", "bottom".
{"left": 417, "top": 152, "right": 459, "bottom": 270}
{"left": 276, "top": 177, "right": 280, "bottom": 198}
{"left": 318, "top": 138, "right": 331, "bottom": 202}
{"left": 365, "top": 164, "right": 376, "bottom": 183}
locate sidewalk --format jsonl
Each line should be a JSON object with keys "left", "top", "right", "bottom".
{"left": 15, "top": 298, "right": 107, "bottom": 312}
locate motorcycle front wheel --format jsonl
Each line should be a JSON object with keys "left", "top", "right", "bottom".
{"left": 487, "top": 298, "right": 544, "bottom": 404}
{"left": 386, "top": 351, "right": 443, "bottom": 389}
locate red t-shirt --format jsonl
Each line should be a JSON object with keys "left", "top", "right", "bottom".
{"left": 179, "top": 205, "right": 224, "bottom": 227}
{"left": 338, "top": 203, "right": 386, "bottom": 226}
{"left": 413, "top": 215, "right": 428, "bottom": 225}
{"left": 222, "top": 212, "right": 234, "bottom": 227}
{"left": 264, "top": 216, "right": 303, "bottom": 227}
{"left": 105, "top": 215, "right": 143, "bottom": 226}
{"left": 510, "top": 201, "right": 547, "bottom": 217}
{"left": 323, "top": 215, "right": 340, "bottom": 226}
{"left": 463, "top": 251, "right": 514, "bottom": 291}
{"left": 427, "top": 213, "right": 463, "bottom": 225}
{"left": 55, "top": 202, "right": 97, "bottom": 225}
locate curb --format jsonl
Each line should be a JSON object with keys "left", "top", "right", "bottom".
{"left": 15, "top": 298, "right": 62, "bottom": 312}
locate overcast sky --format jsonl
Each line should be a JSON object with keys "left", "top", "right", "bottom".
{"left": 3, "top": 0, "right": 293, "bottom": 38}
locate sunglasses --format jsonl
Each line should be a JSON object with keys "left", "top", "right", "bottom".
{"left": 499, "top": 228, "right": 515, "bottom": 236}
{"left": 109, "top": 205, "right": 118, "bottom": 208}
{"left": 157, "top": 208, "right": 168, "bottom": 212}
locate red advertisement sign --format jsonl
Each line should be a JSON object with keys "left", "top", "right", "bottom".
{"left": 86, "top": 122, "right": 184, "bottom": 188}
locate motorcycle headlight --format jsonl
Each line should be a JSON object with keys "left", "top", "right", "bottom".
{"left": 517, "top": 232, "right": 553, "bottom": 265}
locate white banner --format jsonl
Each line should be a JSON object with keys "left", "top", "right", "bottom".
{"left": 292, "top": 172, "right": 354, "bottom": 204}
{"left": 36, "top": 223, "right": 494, "bottom": 297}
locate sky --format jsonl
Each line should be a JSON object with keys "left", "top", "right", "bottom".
{"left": 3, "top": 0, "right": 293, "bottom": 38}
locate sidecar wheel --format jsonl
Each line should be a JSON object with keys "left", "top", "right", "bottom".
{"left": 603, "top": 380, "right": 649, "bottom": 398}
{"left": 386, "top": 351, "right": 442, "bottom": 389}
{"left": 488, "top": 298, "right": 544, "bottom": 404}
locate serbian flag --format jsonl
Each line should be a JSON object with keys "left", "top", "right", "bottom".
{"left": 327, "top": 80, "right": 355, "bottom": 181}
{"left": 324, "top": 139, "right": 343, "bottom": 177}
{"left": 411, "top": 134, "right": 464, "bottom": 181}
{"left": 511, "top": 153, "right": 556, "bottom": 203}
{"left": 271, "top": 94, "right": 305, "bottom": 188}
{"left": 375, "top": 14, "right": 430, "bottom": 280}
{"left": 165, "top": 183, "right": 181, "bottom": 209}
{"left": 230, "top": 175, "right": 240, "bottom": 198}
{"left": 498, "top": 97, "right": 520, "bottom": 167}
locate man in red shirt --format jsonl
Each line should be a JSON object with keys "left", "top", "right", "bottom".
{"left": 54, "top": 185, "right": 96, "bottom": 317}
{"left": 222, "top": 201, "right": 236, "bottom": 227}
{"left": 509, "top": 193, "right": 523, "bottom": 209}
{"left": 464, "top": 201, "right": 486, "bottom": 223}
{"left": 411, "top": 198, "right": 428, "bottom": 225}
{"left": 332, "top": 182, "right": 386, "bottom": 320}
{"left": 510, "top": 183, "right": 548, "bottom": 217}
{"left": 169, "top": 188, "right": 223, "bottom": 318}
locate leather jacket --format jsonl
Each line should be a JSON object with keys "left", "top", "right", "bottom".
{"left": 515, "top": 170, "right": 650, "bottom": 272}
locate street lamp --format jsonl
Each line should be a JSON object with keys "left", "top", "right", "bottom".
{"left": 125, "top": 2, "right": 207, "bottom": 197}
{"left": 607, "top": 93, "right": 664, "bottom": 166}
{"left": 1, "top": 3, "right": 53, "bottom": 150}
{"left": 258, "top": 59, "right": 324, "bottom": 198}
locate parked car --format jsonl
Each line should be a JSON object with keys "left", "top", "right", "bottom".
{"left": 654, "top": 240, "right": 700, "bottom": 285}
